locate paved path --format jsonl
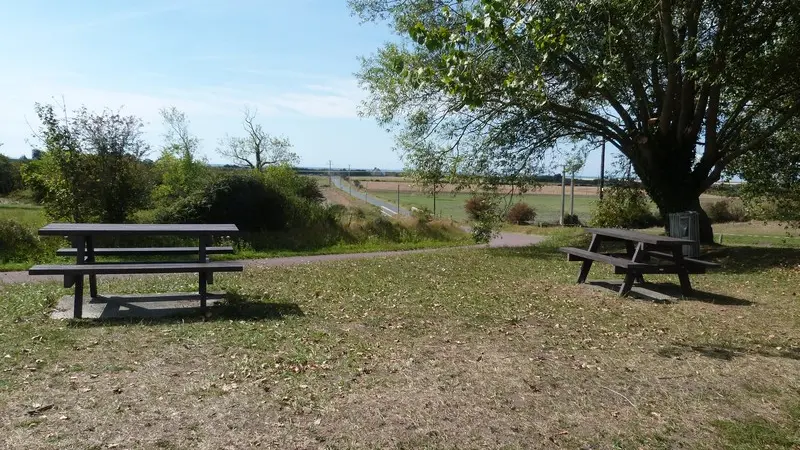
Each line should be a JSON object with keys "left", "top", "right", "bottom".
{"left": 330, "top": 176, "right": 410, "bottom": 216}
{"left": 0, "top": 232, "right": 544, "bottom": 285}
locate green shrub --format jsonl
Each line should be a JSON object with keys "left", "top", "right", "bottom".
{"left": 506, "top": 202, "right": 536, "bottom": 224}
{"left": 157, "top": 173, "right": 292, "bottom": 232}
{"left": 562, "top": 214, "right": 581, "bottom": 226}
{"left": 590, "top": 186, "right": 661, "bottom": 228}
{"left": 705, "top": 200, "right": 747, "bottom": 223}
{"left": 0, "top": 219, "right": 40, "bottom": 262}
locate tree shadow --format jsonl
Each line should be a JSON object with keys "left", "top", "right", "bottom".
{"left": 657, "top": 342, "right": 800, "bottom": 361}
{"left": 66, "top": 291, "right": 303, "bottom": 327}
{"left": 703, "top": 246, "right": 800, "bottom": 274}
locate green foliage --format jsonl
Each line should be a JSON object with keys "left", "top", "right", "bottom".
{"left": 732, "top": 118, "right": 800, "bottom": 225}
{"left": 0, "top": 155, "right": 23, "bottom": 195}
{"left": 590, "top": 186, "right": 660, "bottom": 229}
{"left": 706, "top": 200, "right": 748, "bottom": 224}
{"left": 464, "top": 195, "right": 500, "bottom": 242}
{"left": 22, "top": 103, "right": 153, "bottom": 223}
{"left": 152, "top": 144, "right": 208, "bottom": 204}
{"left": 0, "top": 219, "right": 41, "bottom": 263}
{"left": 262, "top": 165, "right": 324, "bottom": 203}
{"left": 506, "top": 202, "right": 536, "bottom": 225}
{"left": 353, "top": 0, "right": 800, "bottom": 242}
{"left": 561, "top": 213, "right": 581, "bottom": 226}
{"left": 156, "top": 173, "right": 292, "bottom": 232}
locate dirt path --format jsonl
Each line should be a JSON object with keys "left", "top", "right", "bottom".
{"left": 0, "top": 232, "right": 544, "bottom": 285}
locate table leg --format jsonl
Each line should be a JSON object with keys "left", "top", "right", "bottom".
{"left": 86, "top": 236, "right": 98, "bottom": 298}
{"left": 577, "top": 234, "right": 601, "bottom": 283}
{"left": 630, "top": 242, "right": 646, "bottom": 284}
{"left": 619, "top": 272, "right": 635, "bottom": 296}
{"left": 199, "top": 235, "right": 209, "bottom": 308}
{"left": 670, "top": 246, "right": 693, "bottom": 297}
{"left": 74, "top": 276, "right": 84, "bottom": 319}
{"left": 71, "top": 236, "right": 86, "bottom": 316}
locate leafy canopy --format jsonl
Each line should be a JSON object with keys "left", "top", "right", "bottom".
{"left": 352, "top": 0, "right": 800, "bottom": 220}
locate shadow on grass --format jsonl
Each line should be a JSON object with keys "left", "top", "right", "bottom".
{"left": 704, "top": 245, "right": 800, "bottom": 274}
{"left": 67, "top": 291, "right": 304, "bottom": 327}
{"left": 657, "top": 343, "right": 800, "bottom": 361}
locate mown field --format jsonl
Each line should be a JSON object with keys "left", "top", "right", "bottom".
{"left": 372, "top": 191, "right": 597, "bottom": 223}
{"left": 0, "top": 231, "right": 798, "bottom": 448}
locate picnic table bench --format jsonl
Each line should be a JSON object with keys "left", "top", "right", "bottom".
{"left": 560, "top": 227, "right": 720, "bottom": 297}
{"left": 29, "top": 223, "right": 244, "bottom": 318}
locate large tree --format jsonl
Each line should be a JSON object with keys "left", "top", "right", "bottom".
{"left": 218, "top": 108, "right": 298, "bottom": 172}
{"left": 351, "top": 0, "right": 800, "bottom": 241}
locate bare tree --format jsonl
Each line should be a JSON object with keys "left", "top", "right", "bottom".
{"left": 160, "top": 106, "right": 199, "bottom": 158}
{"left": 218, "top": 108, "right": 298, "bottom": 171}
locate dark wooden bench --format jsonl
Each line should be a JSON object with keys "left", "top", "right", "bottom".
{"left": 643, "top": 250, "right": 721, "bottom": 270}
{"left": 560, "top": 247, "right": 649, "bottom": 269}
{"left": 56, "top": 247, "right": 234, "bottom": 257}
{"left": 31, "top": 223, "right": 244, "bottom": 318}
{"left": 561, "top": 228, "right": 720, "bottom": 297}
{"left": 30, "top": 262, "right": 243, "bottom": 317}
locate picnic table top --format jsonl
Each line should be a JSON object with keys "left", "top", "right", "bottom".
{"left": 585, "top": 227, "right": 695, "bottom": 246}
{"left": 38, "top": 223, "right": 240, "bottom": 236}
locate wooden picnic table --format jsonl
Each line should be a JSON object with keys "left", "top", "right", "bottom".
{"left": 560, "top": 227, "right": 719, "bottom": 297}
{"left": 30, "top": 223, "right": 243, "bottom": 318}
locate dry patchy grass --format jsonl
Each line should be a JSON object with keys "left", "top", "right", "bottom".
{"left": 0, "top": 236, "right": 799, "bottom": 449}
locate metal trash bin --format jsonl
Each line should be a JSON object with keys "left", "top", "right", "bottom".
{"left": 668, "top": 211, "right": 700, "bottom": 257}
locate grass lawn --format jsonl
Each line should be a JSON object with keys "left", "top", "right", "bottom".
{"left": 372, "top": 191, "right": 597, "bottom": 223}
{"left": 1, "top": 233, "right": 798, "bottom": 448}
{"left": 0, "top": 203, "right": 48, "bottom": 229}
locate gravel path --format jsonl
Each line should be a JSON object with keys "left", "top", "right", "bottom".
{"left": 0, "top": 232, "right": 544, "bottom": 285}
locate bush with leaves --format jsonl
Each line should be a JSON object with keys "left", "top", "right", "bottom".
{"left": 506, "top": 202, "right": 536, "bottom": 224}
{"left": 705, "top": 200, "right": 747, "bottom": 223}
{"left": 157, "top": 173, "right": 292, "bottom": 232}
{"left": 0, "top": 155, "right": 23, "bottom": 195}
{"left": 22, "top": 103, "right": 153, "bottom": 222}
{"left": 465, "top": 195, "right": 494, "bottom": 221}
{"left": 0, "top": 219, "right": 41, "bottom": 263}
{"left": 562, "top": 214, "right": 581, "bottom": 226}
{"left": 464, "top": 195, "right": 500, "bottom": 242}
{"left": 262, "top": 165, "right": 325, "bottom": 203}
{"left": 590, "top": 185, "right": 661, "bottom": 229}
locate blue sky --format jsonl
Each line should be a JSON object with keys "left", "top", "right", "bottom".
{"left": 0, "top": 0, "right": 610, "bottom": 176}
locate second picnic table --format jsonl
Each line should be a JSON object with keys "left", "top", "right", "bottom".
{"left": 29, "top": 223, "right": 244, "bottom": 318}
{"left": 560, "top": 227, "right": 720, "bottom": 297}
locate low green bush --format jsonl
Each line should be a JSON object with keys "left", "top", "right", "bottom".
{"left": 0, "top": 219, "right": 41, "bottom": 263}
{"left": 562, "top": 214, "right": 581, "bottom": 226}
{"left": 590, "top": 186, "right": 661, "bottom": 228}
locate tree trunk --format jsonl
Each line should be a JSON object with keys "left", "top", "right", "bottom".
{"left": 632, "top": 138, "right": 715, "bottom": 244}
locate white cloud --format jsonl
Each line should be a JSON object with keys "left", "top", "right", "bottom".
{"left": 0, "top": 68, "right": 366, "bottom": 159}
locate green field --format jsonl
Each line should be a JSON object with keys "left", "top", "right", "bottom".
{"left": 0, "top": 203, "right": 48, "bottom": 229}
{"left": 372, "top": 191, "right": 597, "bottom": 223}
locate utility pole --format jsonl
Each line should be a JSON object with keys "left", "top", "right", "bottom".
{"left": 397, "top": 184, "right": 400, "bottom": 214}
{"left": 328, "top": 160, "right": 332, "bottom": 185}
{"left": 560, "top": 167, "right": 566, "bottom": 225}
{"left": 599, "top": 138, "right": 606, "bottom": 200}
{"left": 348, "top": 164, "right": 352, "bottom": 196}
